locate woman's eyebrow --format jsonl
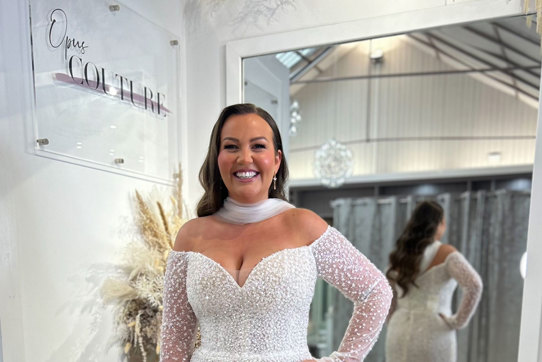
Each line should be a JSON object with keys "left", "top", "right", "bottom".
{"left": 222, "top": 137, "right": 239, "bottom": 142}
{"left": 222, "top": 136, "right": 268, "bottom": 142}
{"left": 250, "top": 137, "right": 268, "bottom": 142}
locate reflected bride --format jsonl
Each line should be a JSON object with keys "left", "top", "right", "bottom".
{"left": 385, "top": 201, "right": 482, "bottom": 362}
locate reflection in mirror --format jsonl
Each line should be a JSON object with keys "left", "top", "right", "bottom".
{"left": 244, "top": 15, "right": 539, "bottom": 362}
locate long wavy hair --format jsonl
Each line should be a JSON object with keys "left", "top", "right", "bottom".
{"left": 196, "top": 103, "right": 289, "bottom": 217}
{"left": 386, "top": 201, "right": 444, "bottom": 296}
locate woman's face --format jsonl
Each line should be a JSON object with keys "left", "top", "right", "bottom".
{"left": 435, "top": 217, "right": 446, "bottom": 241}
{"left": 217, "top": 113, "right": 282, "bottom": 204}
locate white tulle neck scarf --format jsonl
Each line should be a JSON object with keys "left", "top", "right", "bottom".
{"left": 214, "top": 197, "right": 295, "bottom": 224}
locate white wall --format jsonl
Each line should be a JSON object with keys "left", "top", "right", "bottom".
{"left": 0, "top": 0, "right": 184, "bottom": 361}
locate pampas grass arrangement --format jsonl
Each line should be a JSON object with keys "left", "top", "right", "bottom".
{"left": 102, "top": 170, "right": 185, "bottom": 362}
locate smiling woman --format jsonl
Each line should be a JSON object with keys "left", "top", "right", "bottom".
{"left": 197, "top": 103, "right": 289, "bottom": 216}
{"left": 217, "top": 112, "right": 282, "bottom": 204}
{"left": 159, "top": 103, "right": 393, "bottom": 362}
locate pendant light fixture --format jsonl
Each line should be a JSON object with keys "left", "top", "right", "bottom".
{"left": 313, "top": 47, "right": 353, "bottom": 188}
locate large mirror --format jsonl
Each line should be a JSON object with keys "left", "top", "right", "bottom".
{"left": 243, "top": 15, "right": 539, "bottom": 362}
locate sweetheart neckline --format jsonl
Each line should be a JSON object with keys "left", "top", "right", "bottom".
{"left": 190, "top": 246, "right": 312, "bottom": 288}
{"left": 171, "top": 225, "right": 332, "bottom": 289}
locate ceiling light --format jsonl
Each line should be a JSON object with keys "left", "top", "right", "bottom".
{"left": 487, "top": 151, "right": 501, "bottom": 163}
{"left": 370, "top": 49, "right": 384, "bottom": 63}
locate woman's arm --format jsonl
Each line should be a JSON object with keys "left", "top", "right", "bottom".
{"left": 160, "top": 252, "right": 198, "bottom": 361}
{"left": 439, "top": 252, "right": 483, "bottom": 329}
{"left": 311, "top": 227, "right": 393, "bottom": 361}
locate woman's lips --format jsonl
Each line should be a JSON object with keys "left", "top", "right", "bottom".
{"left": 233, "top": 170, "right": 259, "bottom": 182}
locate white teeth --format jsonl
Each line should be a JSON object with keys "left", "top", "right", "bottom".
{"left": 235, "top": 171, "right": 257, "bottom": 179}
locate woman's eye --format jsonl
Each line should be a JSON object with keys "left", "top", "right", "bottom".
{"left": 223, "top": 144, "right": 238, "bottom": 150}
{"left": 252, "top": 144, "right": 266, "bottom": 149}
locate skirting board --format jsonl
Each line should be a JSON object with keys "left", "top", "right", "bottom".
{"left": 0, "top": 320, "right": 3, "bottom": 362}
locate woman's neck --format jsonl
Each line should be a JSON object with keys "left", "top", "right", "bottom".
{"left": 214, "top": 197, "right": 294, "bottom": 224}
{"left": 227, "top": 197, "right": 269, "bottom": 207}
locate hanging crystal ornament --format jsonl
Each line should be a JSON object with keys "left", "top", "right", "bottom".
{"left": 289, "top": 100, "right": 302, "bottom": 136}
{"left": 313, "top": 47, "right": 353, "bottom": 188}
{"left": 313, "top": 138, "right": 353, "bottom": 188}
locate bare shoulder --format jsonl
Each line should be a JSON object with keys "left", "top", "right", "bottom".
{"left": 173, "top": 217, "right": 210, "bottom": 252}
{"left": 283, "top": 208, "right": 329, "bottom": 245}
{"left": 426, "top": 243, "right": 457, "bottom": 269}
{"left": 438, "top": 243, "right": 457, "bottom": 256}
{"left": 432, "top": 243, "right": 457, "bottom": 265}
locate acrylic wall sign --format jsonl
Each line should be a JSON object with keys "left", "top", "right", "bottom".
{"left": 28, "top": 0, "right": 180, "bottom": 183}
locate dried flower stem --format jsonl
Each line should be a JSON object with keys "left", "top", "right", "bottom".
{"left": 102, "top": 170, "right": 185, "bottom": 361}
{"left": 157, "top": 201, "right": 172, "bottom": 242}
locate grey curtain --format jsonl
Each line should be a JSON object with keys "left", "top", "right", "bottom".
{"left": 316, "top": 190, "right": 530, "bottom": 362}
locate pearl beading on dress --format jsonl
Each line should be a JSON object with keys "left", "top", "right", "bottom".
{"left": 160, "top": 227, "right": 393, "bottom": 361}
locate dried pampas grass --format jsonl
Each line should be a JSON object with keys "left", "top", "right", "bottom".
{"left": 102, "top": 167, "right": 185, "bottom": 362}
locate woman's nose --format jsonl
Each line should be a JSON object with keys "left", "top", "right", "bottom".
{"left": 237, "top": 147, "right": 253, "bottom": 164}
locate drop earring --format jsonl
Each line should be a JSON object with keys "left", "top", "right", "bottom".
{"left": 273, "top": 175, "right": 277, "bottom": 190}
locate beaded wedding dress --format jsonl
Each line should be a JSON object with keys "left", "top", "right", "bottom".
{"left": 385, "top": 241, "right": 483, "bottom": 362}
{"left": 160, "top": 199, "right": 392, "bottom": 362}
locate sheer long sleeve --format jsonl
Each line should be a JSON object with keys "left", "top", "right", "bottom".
{"left": 441, "top": 252, "right": 483, "bottom": 330}
{"left": 160, "top": 252, "right": 197, "bottom": 361}
{"left": 311, "top": 227, "right": 393, "bottom": 361}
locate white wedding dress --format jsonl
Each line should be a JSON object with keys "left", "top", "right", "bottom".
{"left": 385, "top": 241, "right": 483, "bottom": 362}
{"left": 160, "top": 226, "right": 392, "bottom": 361}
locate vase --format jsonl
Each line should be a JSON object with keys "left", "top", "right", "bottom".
{"left": 127, "top": 346, "right": 159, "bottom": 362}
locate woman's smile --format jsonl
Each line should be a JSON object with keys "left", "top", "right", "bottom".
{"left": 233, "top": 169, "right": 260, "bottom": 182}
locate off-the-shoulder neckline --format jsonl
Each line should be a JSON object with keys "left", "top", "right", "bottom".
{"left": 168, "top": 225, "right": 334, "bottom": 288}
{"left": 169, "top": 224, "right": 333, "bottom": 256}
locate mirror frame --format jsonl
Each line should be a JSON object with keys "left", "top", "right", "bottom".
{"left": 226, "top": 1, "right": 542, "bottom": 361}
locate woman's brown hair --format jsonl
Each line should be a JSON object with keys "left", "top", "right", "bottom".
{"left": 196, "top": 103, "right": 289, "bottom": 217}
{"left": 386, "top": 201, "right": 444, "bottom": 296}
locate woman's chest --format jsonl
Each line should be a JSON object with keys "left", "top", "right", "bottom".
{"left": 185, "top": 247, "right": 317, "bottom": 314}
{"left": 192, "top": 219, "right": 307, "bottom": 272}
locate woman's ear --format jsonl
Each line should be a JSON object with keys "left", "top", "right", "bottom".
{"left": 275, "top": 149, "right": 282, "bottom": 173}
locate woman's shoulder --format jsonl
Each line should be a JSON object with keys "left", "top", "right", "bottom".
{"left": 438, "top": 243, "right": 458, "bottom": 256}
{"left": 172, "top": 216, "right": 215, "bottom": 252}
{"left": 432, "top": 243, "right": 458, "bottom": 265}
{"left": 283, "top": 208, "right": 329, "bottom": 245}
